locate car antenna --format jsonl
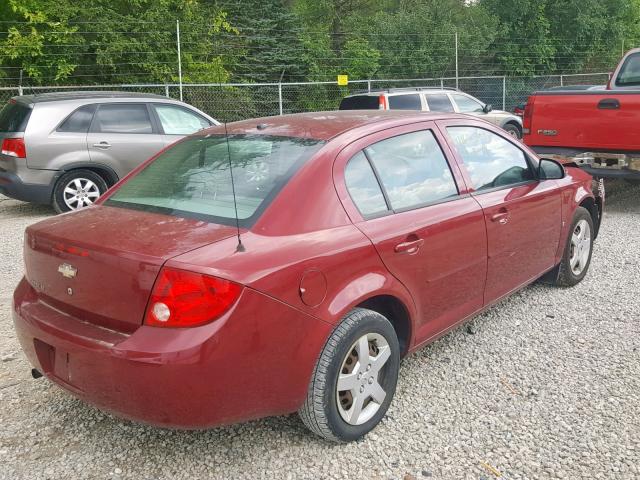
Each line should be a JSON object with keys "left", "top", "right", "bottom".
{"left": 219, "top": 81, "right": 245, "bottom": 252}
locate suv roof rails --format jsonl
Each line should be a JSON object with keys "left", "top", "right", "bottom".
{"left": 347, "top": 86, "right": 459, "bottom": 96}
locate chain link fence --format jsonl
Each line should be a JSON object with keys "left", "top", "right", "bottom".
{"left": 0, "top": 73, "right": 611, "bottom": 122}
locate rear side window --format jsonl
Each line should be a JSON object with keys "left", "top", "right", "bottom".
{"left": 93, "top": 104, "right": 153, "bottom": 134}
{"left": 425, "top": 94, "right": 455, "bottom": 112}
{"left": 106, "top": 135, "right": 325, "bottom": 226}
{"left": 364, "top": 130, "right": 458, "bottom": 211}
{"left": 344, "top": 151, "right": 388, "bottom": 217}
{"left": 446, "top": 126, "right": 533, "bottom": 190}
{"left": 339, "top": 95, "right": 380, "bottom": 110}
{"left": 0, "top": 101, "right": 32, "bottom": 132}
{"left": 154, "top": 104, "right": 210, "bottom": 135}
{"left": 57, "top": 105, "right": 96, "bottom": 133}
{"left": 388, "top": 94, "right": 422, "bottom": 111}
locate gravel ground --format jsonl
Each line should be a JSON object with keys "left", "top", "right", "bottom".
{"left": 0, "top": 182, "right": 639, "bottom": 480}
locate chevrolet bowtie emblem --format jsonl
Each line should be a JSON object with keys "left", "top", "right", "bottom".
{"left": 58, "top": 263, "right": 77, "bottom": 279}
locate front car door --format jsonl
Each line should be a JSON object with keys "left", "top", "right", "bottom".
{"left": 87, "top": 103, "right": 165, "bottom": 179}
{"left": 439, "top": 120, "right": 562, "bottom": 304}
{"left": 335, "top": 122, "right": 488, "bottom": 346}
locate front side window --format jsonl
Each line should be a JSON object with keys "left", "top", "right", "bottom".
{"left": 94, "top": 104, "right": 153, "bottom": 134}
{"left": 58, "top": 105, "right": 96, "bottom": 133}
{"left": 154, "top": 104, "right": 210, "bottom": 135}
{"left": 107, "top": 135, "right": 324, "bottom": 226}
{"left": 363, "top": 130, "right": 458, "bottom": 211}
{"left": 388, "top": 94, "right": 422, "bottom": 111}
{"left": 446, "top": 126, "right": 533, "bottom": 191}
{"left": 451, "top": 94, "right": 484, "bottom": 113}
{"left": 344, "top": 151, "right": 388, "bottom": 217}
{"left": 425, "top": 94, "right": 455, "bottom": 112}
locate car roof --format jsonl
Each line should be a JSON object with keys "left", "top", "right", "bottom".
{"left": 13, "top": 91, "right": 169, "bottom": 105}
{"left": 202, "top": 110, "right": 462, "bottom": 141}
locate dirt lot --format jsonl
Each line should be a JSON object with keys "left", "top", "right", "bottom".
{"left": 0, "top": 182, "right": 639, "bottom": 480}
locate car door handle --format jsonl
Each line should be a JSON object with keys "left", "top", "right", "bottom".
{"left": 490, "top": 210, "right": 510, "bottom": 225}
{"left": 394, "top": 238, "right": 424, "bottom": 254}
{"left": 92, "top": 141, "right": 111, "bottom": 149}
{"left": 597, "top": 98, "right": 620, "bottom": 110}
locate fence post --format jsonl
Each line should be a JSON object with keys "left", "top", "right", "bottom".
{"left": 164, "top": 84, "right": 170, "bottom": 98}
{"left": 440, "top": 78, "right": 444, "bottom": 89}
{"left": 278, "top": 83, "right": 283, "bottom": 116}
{"left": 454, "top": 31, "right": 459, "bottom": 90}
{"left": 18, "top": 85, "right": 23, "bottom": 96}
{"left": 367, "top": 80, "right": 371, "bottom": 93}
{"left": 502, "top": 76, "right": 506, "bottom": 110}
{"left": 560, "top": 75, "right": 564, "bottom": 87}
{"left": 176, "top": 20, "right": 183, "bottom": 102}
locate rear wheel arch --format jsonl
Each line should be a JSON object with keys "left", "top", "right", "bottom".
{"left": 61, "top": 163, "right": 119, "bottom": 187}
{"left": 355, "top": 294, "right": 412, "bottom": 357}
{"left": 502, "top": 120, "right": 522, "bottom": 138}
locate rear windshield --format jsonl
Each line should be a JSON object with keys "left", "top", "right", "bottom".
{"left": 339, "top": 95, "right": 380, "bottom": 110}
{"left": 616, "top": 52, "right": 640, "bottom": 87}
{"left": 0, "top": 101, "right": 32, "bottom": 132}
{"left": 106, "top": 135, "right": 325, "bottom": 226}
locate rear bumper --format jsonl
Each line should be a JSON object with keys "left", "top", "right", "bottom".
{"left": 0, "top": 169, "right": 54, "bottom": 204}
{"left": 12, "top": 277, "right": 332, "bottom": 428}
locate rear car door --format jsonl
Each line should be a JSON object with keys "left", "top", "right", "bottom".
{"left": 440, "top": 120, "right": 562, "bottom": 304}
{"left": 335, "top": 123, "right": 488, "bottom": 345}
{"left": 150, "top": 103, "right": 212, "bottom": 146}
{"left": 87, "top": 103, "right": 165, "bottom": 178}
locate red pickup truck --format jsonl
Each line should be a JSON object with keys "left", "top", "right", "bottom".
{"left": 523, "top": 48, "right": 640, "bottom": 180}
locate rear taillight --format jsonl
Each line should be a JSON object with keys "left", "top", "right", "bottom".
{"left": 522, "top": 99, "right": 534, "bottom": 134}
{"left": 144, "top": 267, "right": 242, "bottom": 328}
{"left": 378, "top": 94, "right": 387, "bottom": 110}
{"left": 1, "top": 138, "right": 26, "bottom": 158}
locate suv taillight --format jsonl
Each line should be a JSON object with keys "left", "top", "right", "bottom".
{"left": 144, "top": 267, "right": 242, "bottom": 328}
{"left": 378, "top": 94, "right": 387, "bottom": 110}
{"left": 1, "top": 138, "right": 26, "bottom": 158}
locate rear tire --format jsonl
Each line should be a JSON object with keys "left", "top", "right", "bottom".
{"left": 52, "top": 169, "right": 108, "bottom": 213}
{"left": 552, "top": 207, "right": 594, "bottom": 287}
{"left": 299, "top": 308, "right": 400, "bottom": 442}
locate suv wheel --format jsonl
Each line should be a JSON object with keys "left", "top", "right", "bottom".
{"left": 53, "top": 170, "right": 108, "bottom": 213}
{"left": 299, "top": 308, "right": 400, "bottom": 442}
{"left": 503, "top": 123, "right": 522, "bottom": 139}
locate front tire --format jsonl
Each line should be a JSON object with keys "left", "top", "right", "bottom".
{"left": 299, "top": 308, "right": 400, "bottom": 442}
{"left": 503, "top": 123, "right": 522, "bottom": 139}
{"left": 552, "top": 207, "right": 594, "bottom": 287}
{"left": 52, "top": 169, "right": 108, "bottom": 213}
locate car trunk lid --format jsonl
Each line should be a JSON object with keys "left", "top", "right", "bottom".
{"left": 24, "top": 205, "right": 238, "bottom": 333}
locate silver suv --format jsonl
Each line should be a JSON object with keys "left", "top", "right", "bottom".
{"left": 339, "top": 87, "right": 523, "bottom": 138}
{"left": 0, "top": 92, "right": 218, "bottom": 212}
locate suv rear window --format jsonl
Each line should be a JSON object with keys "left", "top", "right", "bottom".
{"left": 339, "top": 95, "right": 380, "bottom": 110}
{"left": 425, "top": 94, "right": 455, "bottom": 112}
{"left": 106, "top": 135, "right": 325, "bottom": 226}
{"left": 0, "top": 101, "right": 32, "bottom": 132}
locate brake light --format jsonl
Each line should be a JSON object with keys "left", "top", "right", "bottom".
{"left": 144, "top": 267, "right": 242, "bottom": 328}
{"left": 1, "top": 138, "right": 26, "bottom": 158}
{"left": 378, "top": 94, "right": 387, "bottom": 110}
{"left": 522, "top": 99, "right": 534, "bottom": 134}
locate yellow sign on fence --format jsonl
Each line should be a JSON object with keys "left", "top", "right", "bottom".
{"left": 337, "top": 75, "right": 349, "bottom": 86}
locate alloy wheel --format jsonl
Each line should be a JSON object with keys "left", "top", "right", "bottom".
{"left": 336, "top": 333, "right": 391, "bottom": 426}
{"left": 63, "top": 178, "right": 101, "bottom": 210}
{"left": 569, "top": 219, "right": 591, "bottom": 275}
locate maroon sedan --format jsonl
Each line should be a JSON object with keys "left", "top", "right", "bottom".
{"left": 13, "top": 111, "right": 602, "bottom": 442}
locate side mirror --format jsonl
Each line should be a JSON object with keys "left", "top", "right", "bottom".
{"left": 539, "top": 158, "right": 565, "bottom": 180}
{"left": 483, "top": 104, "right": 493, "bottom": 113}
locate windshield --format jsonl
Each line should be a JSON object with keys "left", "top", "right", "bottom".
{"left": 616, "top": 52, "right": 640, "bottom": 87}
{"left": 106, "top": 135, "right": 325, "bottom": 226}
